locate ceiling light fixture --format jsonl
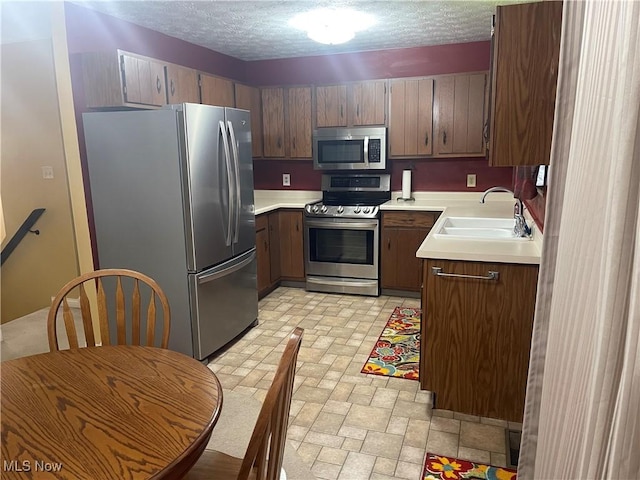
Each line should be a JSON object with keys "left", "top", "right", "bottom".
{"left": 289, "top": 8, "right": 376, "bottom": 45}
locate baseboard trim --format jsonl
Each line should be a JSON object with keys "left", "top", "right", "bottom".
{"left": 51, "top": 296, "right": 80, "bottom": 309}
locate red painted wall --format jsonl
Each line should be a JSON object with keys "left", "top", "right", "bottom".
{"left": 247, "top": 42, "right": 490, "bottom": 86}
{"left": 64, "top": 2, "right": 245, "bottom": 78}
{"left": 253, "top": 158, "right": 513, "bottom": 192}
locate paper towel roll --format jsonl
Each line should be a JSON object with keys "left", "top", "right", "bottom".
{"left": 402, "top": 170, "right": 412, "bottom": 199}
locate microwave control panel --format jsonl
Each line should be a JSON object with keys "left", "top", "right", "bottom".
{"left": 368, "top": 139, "right": 381, "bottom": 163}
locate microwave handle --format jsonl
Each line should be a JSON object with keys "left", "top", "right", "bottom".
{"left": 363, "top": 136, "right": 369, "bottom": 167}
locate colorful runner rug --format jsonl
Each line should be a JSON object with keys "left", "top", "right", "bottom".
{"left": 361, "top": 306, "right": 420, "bottom": 381}
{"left": 423, "top": 453, "right": 517, "bottom": 480}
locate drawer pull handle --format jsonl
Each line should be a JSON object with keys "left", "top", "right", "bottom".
{"left": 431, "top": 266, "right": 499, "bottom": 281}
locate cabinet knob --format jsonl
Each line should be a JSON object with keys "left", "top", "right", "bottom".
{"left": 170, "top": 80, "right": 175, "bottom": 96}
{"left": 292, "top": 137, "right": 296, "bottom": 150}
{"left": 340, "top": 105, "right": 344, "bottom": 118}
{"left": 387, "top": 239, "right": 391, "bottom": 250}
{"left": 156, "top": 76, "right": 162, "bottom": 93}
{"left": 277, "top": 137, "right": 282, "bottom": 149}
{"left": 356, "top": 104, "right": 360, "bottom": 117}
{"left": 425, "top": 132, "right": 429, "bottom": 146}
{"left": 443, "top": 131, "right": 447, "bottom": 145}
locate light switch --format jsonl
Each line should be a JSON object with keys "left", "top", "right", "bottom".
{"left": 466, "top": 174, "right": 476, "bottom": 188}
{"left": 42, "top": 166, "right": 54, "bottom": 179}
{"left": 282, "top": 173, "right": 291, "bottom": 187}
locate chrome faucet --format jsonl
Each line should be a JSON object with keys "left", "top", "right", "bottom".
{"left": 479, "top": 186, "right": 514, "bottom": 203}
{"left": 480, "top": 186, "right": 531, "bottom": 238}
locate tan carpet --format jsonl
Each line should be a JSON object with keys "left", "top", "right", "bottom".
{"left": 205, "top": 389, "right": 317, "bottom": 480}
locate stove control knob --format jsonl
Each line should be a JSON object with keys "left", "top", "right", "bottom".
{"left": 312, "top": 205, "right": 320, "bottom": 213}
{"left": 321, "top": 205, "right": 328, "bottom": 213}
{"left": 363, "top": 207, "right": 371, "bottom": 214}
{"left": 337, "top": 206, "right": 344, "bottom": 214}
{"left": 354, "top": 206, "right": 362, "bottom": 214}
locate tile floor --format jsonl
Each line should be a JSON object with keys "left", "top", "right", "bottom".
{"left": 208, "top": 287, "right": 521, "bottom": 480}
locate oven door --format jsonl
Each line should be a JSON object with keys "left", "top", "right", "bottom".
{"left": 304, "top": 217, "right": 379, "bottom": 279}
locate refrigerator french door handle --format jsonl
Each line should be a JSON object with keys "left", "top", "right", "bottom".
{"left": 227, "top": 120, "right": 241, "bottom": 244}
{"left": 197, "top": 249, "right": 256, "bottom": 284}
{"left": 219, "top": 120, "right": 234, "bottom": 247}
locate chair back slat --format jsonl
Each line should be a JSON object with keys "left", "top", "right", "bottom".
{"left": 115, "top": 277, "right": 126, "bottom": 345}
{"left": 62, "top": 298, "right": 79, "bottom": 349}
{"left": 97, "top": 279, "right": 110, "bottom": 346}
{"left": 131, "top": 280, "right": 141, "bottom": 345}
{"left": 238, "top": 327, "right": 303, "bottom": 480}
{"left": 47, "top": 269, "right": 171, "bottom": 351}
{"left": 146, "top": 294, "right": 156, "bottom": 347}
{"left": 78, "top": 284, "right": 96, "bottom": 347}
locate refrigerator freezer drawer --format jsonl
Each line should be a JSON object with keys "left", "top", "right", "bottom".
{"left": 189, "top": 248, "right": 258, "bottom": 360}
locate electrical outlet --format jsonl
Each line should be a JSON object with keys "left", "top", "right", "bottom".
{"left": 282, "top": 173, "right": 291, "bottom": 187}
{"left": 42, "top": 166, "right": 54, "bottom": 179}
{"left": 466, "top": 174, "right": 477, "bottom": 188}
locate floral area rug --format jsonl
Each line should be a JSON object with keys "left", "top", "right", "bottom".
{"left": 361, "top": 306, "right": 420, "bottom": 381}
{"left": 423, "top": 453, "right": 517, "bottom": 480}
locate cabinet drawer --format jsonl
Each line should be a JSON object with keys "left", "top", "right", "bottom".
{"left": 256, "top": 214, "right": 268, "bottom": 232}
{"left": 382, "top": 211, "right": 439, "bottom": 228}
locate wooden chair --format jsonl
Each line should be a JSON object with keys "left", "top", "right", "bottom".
{"left": 185, "top": 327, "right": 304, "bottom": 480}
{"left": 47, "top": 268, "right": 171, "bottom": 351}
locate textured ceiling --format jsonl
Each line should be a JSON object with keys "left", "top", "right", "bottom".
{"left": 72, "top": 0, "right": 532, "bottom": 61}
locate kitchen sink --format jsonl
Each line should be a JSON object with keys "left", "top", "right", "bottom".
{"left": 434, "top": 217, "right": 530, "bottom": 241}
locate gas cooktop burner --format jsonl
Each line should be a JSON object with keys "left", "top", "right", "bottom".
{"left": 305, "top": 173, "right": 391, "bottom": 219}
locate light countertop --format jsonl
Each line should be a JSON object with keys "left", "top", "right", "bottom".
{"left": 254, "top": 190, "right": 321, "bottom": 215}
{"left": 253, "top": 190, "right": 543, "bottom": 265}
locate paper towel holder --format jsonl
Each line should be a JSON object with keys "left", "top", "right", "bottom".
{"left": 399, "top": 167, "right": 415, "bottom": 202}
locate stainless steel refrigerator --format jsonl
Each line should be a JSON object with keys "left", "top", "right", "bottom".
{"left": 83, "top": 103, "right": 258, "bottom": 360}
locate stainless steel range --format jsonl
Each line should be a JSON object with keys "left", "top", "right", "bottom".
{"left": 304, "top": 174, "right": 391, "bottom": 296}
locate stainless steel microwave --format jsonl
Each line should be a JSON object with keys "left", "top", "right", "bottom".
{"left": 313, "top": 127, "right": 387, "bottom": 170}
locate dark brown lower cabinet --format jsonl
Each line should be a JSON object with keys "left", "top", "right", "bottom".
{"left": 421, "top": 259, "right": 538, "bottom": 422}
{"left": 255, "top": 210, "right": 305, "bottom": 299}
{"left": 278, "top": 210, "right": 305, "bottom": 280}
{"left": 381, "top": 211, "right": 439, "bottom": 292}
{"left": 255, "top": 214, "right": 273, "bottom": 298}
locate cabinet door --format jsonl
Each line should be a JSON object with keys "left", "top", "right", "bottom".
{"left": 316, "top": 85, "right": 347, "bottom": 127}
{"left": 350, "top": 81, "right": 387, "bottom": 126}
{"left": 381, "top": 228, "right": 428, "bottom": 291}
{"left": 421, "top": 259, "right": 538, "bottom": 422}
{"left": 268, "top": 212, "right": 281, "bottom": 282}
{"left": 166, "top": 64, "right": 200, "bottom": 104}
{"left": 278, "top": 211, "right": 305, "bottom": 280}
{"left": 489, "top": 1, "right": 562, "bottom": 166}
{"left": 389, "top": 78, "right": 434, "bottom": 157}
{"left": 434, "top": 73, "right": 487, "bottom": 156}
{"left": 286, "top": 87, "right": 312, "bottom": 158}
{"left": 200, "top": 73, "right": 235, "bottom": 107}
{"left": 235, "top": 84, "right": 263, "bottom": 158}
{"left": 262, "top": 88, "right": 286, "bottom": 158}
{"left": 381, "top": 212, "right": 438, "bottom": 291}
{"left": 256, "top": 225, "right": 271, "bottom": 295}
{"left": 121, "top": 54, "right": 166, "bottom": 107}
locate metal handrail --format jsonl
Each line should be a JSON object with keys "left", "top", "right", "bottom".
{"left": 1, "top": 208, "right": 46, "bottom": 266}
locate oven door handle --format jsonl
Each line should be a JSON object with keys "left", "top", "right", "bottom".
{"left": 305, "top": 220, "right": 378, "bottom": 230}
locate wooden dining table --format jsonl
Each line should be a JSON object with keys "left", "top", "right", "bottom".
{"left": 0, "top": 345, "right": 223, "bottom": 479}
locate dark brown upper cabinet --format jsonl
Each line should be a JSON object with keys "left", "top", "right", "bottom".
{"left": 81, "top": 50, "right": 167, "bottom": 109}
{"left": 488, "top": 1, "right": 563, "bottom": 166}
